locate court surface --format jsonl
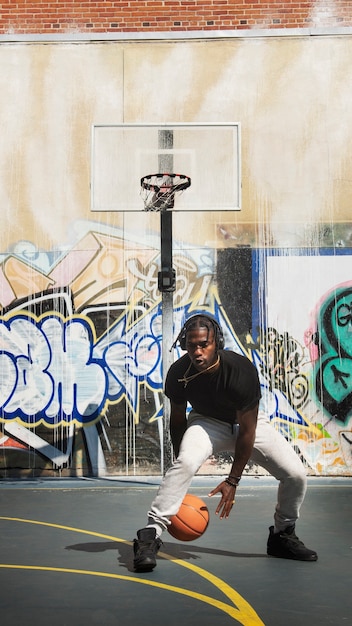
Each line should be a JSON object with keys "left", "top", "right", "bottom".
{"left": 0, "top": 476, "right": 351, "bottom": 626}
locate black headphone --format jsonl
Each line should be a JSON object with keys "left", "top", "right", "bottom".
{"left": 174, "top": 313, "right": 225, "bottom": 350}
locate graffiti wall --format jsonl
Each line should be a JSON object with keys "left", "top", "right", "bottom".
{"left": 0, "top": 222, "right": 351, "bottom": 477}
{"left": 261, "top": 248, "right": 352, "bottom": 475}
{"left": 0, "top": 34, "right": 351, "bottom": 476}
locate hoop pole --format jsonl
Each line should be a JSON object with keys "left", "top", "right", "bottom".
{"left": 158, "top": 130, "right": 175, "bottom": 474}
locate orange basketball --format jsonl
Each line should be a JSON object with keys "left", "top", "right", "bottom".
{"left": 168, "top": 494, "right": 209, "bottom": 541}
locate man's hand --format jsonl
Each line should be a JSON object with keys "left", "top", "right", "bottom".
{"left": 209, "top": 404, "right": 258, "bottom": 518}
{"left": 208, "top": 480, "right": 237, "bottom": 519}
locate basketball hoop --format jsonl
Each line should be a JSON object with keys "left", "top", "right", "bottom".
{"left": 141, "top": 173, "right": 191, "bottom": 211}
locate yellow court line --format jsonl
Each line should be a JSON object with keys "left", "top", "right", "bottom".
{"left": 0, "top": 516, "right": 265, "bottom": 626}
{"left": 0, "top": 564, "right": 261, "bottom": 625}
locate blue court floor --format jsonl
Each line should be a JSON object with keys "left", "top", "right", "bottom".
{"left": 0, "top": 476, "right": 351, "bottom": 626}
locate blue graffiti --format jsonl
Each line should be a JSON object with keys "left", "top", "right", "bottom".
{"left": 0, "top": 314, "right": 107, "bottom": 425}
{"left": 0, "top": 302, "right": 309, "bottom": 431}
{"left": 0, "top": 310, "right": 163, "bottom": 427}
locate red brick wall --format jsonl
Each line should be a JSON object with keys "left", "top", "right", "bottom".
{"left": 1, "top": 1, "right": 351, "bottom": 35}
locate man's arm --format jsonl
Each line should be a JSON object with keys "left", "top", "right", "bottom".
{"left": 170, "top": 400, "right": 188, "bottom": 458}
{"left": 229, "top": 403, "right": 258, "bottom": 480}
{"left": 208, "top": 403, "right": 258, "bottom": 519}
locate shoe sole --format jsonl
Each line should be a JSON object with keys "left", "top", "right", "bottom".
{"left": 267, "top": 551, "right": 318, "bottom": 561}
{"left": 134, "top": 563, "right": 157, "bottom": 572}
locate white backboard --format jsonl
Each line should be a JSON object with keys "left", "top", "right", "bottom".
{"left": 91, "top": 123, "right": 241, "bottom": 212}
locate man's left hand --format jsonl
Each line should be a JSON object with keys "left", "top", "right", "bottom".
{"left": 208, "top": 481, "right": 237, "bottom": 519}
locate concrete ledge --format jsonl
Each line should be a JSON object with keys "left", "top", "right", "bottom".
{"left": 0, "top": 26, "right": 351, "bottom": 44}
{"left": 0, "top": 475, "right": 351, "bottom": 488}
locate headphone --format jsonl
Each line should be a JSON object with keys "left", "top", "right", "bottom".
{"left": 174, "top": 313, "right": 225, "bottom": 351}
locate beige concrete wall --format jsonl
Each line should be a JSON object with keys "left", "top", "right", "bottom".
{"left": 0, "top": 35, "right": 351, "bottom": 253}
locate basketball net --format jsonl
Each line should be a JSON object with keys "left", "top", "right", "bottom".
{"left": 140, "top": 173, "right": 191, "bottom": 211}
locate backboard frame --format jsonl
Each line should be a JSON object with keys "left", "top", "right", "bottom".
{"left": 90, "top": 122, "right": 241, "bottom": 212}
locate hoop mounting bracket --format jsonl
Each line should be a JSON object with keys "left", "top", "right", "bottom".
{"left": 158, "top": 268, "right": 176, "bottom": 292}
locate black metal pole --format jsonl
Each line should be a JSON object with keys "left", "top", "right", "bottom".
{"left": 158, "top": 130, "right": 175, "bottom": 473}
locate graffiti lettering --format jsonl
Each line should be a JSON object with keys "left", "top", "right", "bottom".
{"left": 337, "top": 302, "right": 352, "bottom": 327}
{"left": 125, "top": 254, "right": 213, "bottom": 307}
{"left": 331, "top": 364, "right": 350, "bottom": 389}
{"left": 314, "top": 287, "right": 352, "bottom": 422}
{"left": 0, "top": 315, "right": 107, "bottom": 425}
{"left": 259, "top": 327, "right": 309, "bottom": 410}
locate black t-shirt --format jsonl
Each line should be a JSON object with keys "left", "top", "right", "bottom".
{"left": 165, "top": 350, "right": 261, "bottom": 424}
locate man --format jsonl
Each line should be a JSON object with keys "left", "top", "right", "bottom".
{"left": 133, "top": 313, "right": 317, "bottom": 572}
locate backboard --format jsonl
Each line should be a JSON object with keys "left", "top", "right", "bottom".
{"left": 91, "top": 123, "right": 241, "bottom": 212}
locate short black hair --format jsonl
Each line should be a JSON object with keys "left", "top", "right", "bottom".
{"left": 177, "top": 313, "right": 225, "bottom": 350}
{"left": 184, "top": 315, "right": 215, "bottom": 338}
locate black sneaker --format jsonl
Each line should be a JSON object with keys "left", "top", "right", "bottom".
{"left": 267, "top": 525, "right": 318, "bottom": 561}
{"left": 133, "top": 528, "right": 162, "bottom": 572}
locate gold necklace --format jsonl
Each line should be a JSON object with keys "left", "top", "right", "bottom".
{"left": 178, "top": 356, "right": 220, "bottom": 388}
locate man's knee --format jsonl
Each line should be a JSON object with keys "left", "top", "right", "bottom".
{"left": 283, "top": 467, "right": 307, "bottom": 497}
{"left": 176, "top": 451, "right": 204, "bottom": 476}
{"left": 291, "top": 457, "right": 307, "bottom": 483}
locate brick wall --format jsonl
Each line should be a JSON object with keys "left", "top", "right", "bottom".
{"left": 0, "top": 1, "right": 351, "bottom": 35}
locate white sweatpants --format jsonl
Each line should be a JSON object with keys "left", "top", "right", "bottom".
{"left": 147, "top": 410, "right": 307, "bottom": 533}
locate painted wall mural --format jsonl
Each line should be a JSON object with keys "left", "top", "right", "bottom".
{"left": 0, "top": 222, "right": 351, "bottom": 477}
{"left": 262, "top": 249, "right": 352, "bottom": 476}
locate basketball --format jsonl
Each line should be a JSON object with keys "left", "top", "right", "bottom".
{"left": 167, "top": 494, "right": 209, "bottom": 541}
